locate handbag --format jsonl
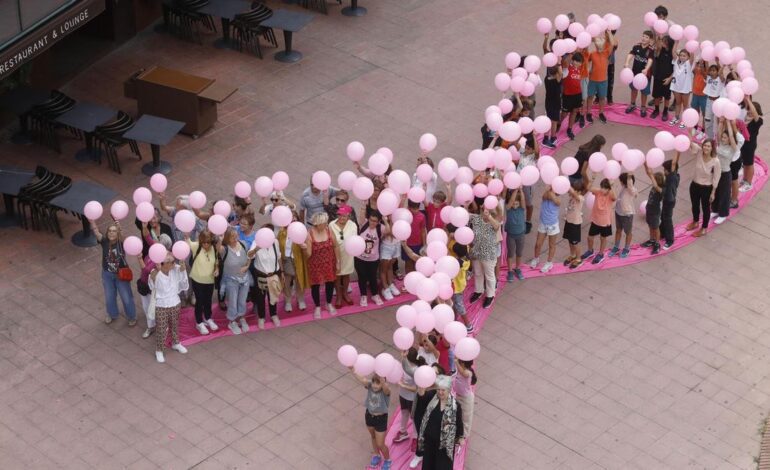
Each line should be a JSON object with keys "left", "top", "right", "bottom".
{"left": 137, "top": 279, "right": 150, "bottom": 296}
{"left": 118, "top": 267, "right": 133, "bottom": 282}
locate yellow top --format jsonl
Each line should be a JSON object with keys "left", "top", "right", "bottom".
{"left": 453, "top": 259, "right": 471, "bottom": 294}
{"left": 188, "top": 240, "right": 216, "bottom": 284}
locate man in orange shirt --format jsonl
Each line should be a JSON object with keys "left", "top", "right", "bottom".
{"left": 585, "top": 30, "right": 618, "bottom": 124}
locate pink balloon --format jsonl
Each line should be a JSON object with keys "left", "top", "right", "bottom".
{"left": 632, "top": 73, "right": 649, "bottom": 91}
{"left": 606, "top": 14, "right": 622, "bottom": 30}
{"left": 415, "top": 308, "right": 436, "bottom": 332}
{"left": 552, "top": 175, "right": 570, "bottom": 195}
{"left": 723, "top": 102, "right": 740, "bottom": 121}
{"left": 254, "top": 227, "right": 276, "bottom": 249}
{"left": 393, "top": 327, "right": 415, "bottom": 350}
{"left": 393, "top": 208, "right": 413, "bottom": 224}
{"left": 539, "top": 52, "right": 556, "bottom": 69}
{"left": 520, "top": 166, "right": 540, "bottom": 186}
{"left": 551, "top": 39, "right": 566, "bottom": 57}
{"left": 504, "top": 52, "right": 521, "bottom": 69}
{"left": 498, "top": 98, "right": 513, "bottom": 114}
{"left": 727, "top": 86, "right": 744, "bottom": 104}
{"left": 407, "top": 186, "right": 426, "bottom": 204}
{"left": 354, "top": 354, "right": 375, "bottom": 376}
{"left": 312, "top": 170, "right": 331, "bottom": 190}
{"left": 685, "top": 40, "right": 699, "bottom": 54}
{"left": 603, "top": 160, "right": 621, "bottom": 180}
{"left": 560, "top": 157, "right": 579, "bottom": 176}
{"left": 426, "top": 241, "right": 447, "bottom": 261}
{"left": 419, "top": 133, "right": 438, "bottom": 153}
{"left": 712, "top": 97, "right": 729, "bottom": 117}
{"left": 352, "top": 177, "right": 374, "bottom": 200}
{"left": 576, "top": 31, "right": 592, "bottom": 49}
{"left": 123, "top": 236, "right": 143, "bottom": 256}
{"left": 450, "top": 207, "right": 469, "bottom": 227}
{"left": 338, "top": 170, "right": 357, "bottom": 191}
{"left": 377, "top": 189, "right": 400, "bottom": 215}
{"left": 494, "top": 72, "right": 511, "bottom": 92}
{"left": 271, "top": 205, "right": 293, "bottom": 227}
{"left": 654, "top": 131, "right": 675, "bottom": 151}
{"left": 486, "top": 112, "right": 503, "bottom": 132}
{"left": 412, "top": 300, "right": 431, "bottom": 313}
{"left": 438, "top": 283, "right": 453, "bottom": 301}
{"left": 644, "top": 12, "right": 657, "bottom": 27}
{"left": 620, "top": 67, "right": 634, "bottom": 85}
{"left": 189, "top": 190, "right": 206, "bottom": 209}
{"left": 207, "top": 214, "right": 228, "bottom": 236}
{"left": 683, "top": 25, "right": 699, "bottom": 41}
{"left": 392, "top": 220, "right": 411, "bottom": 241}
{"left": 483, "top": 195, "right": 498, "bottom": 210}
{"left": 536, "top": 155, "right": 556, "bottom": 170}
{"left": 518, "top": 117, "right": 534, "bottom": 134}
{"left": 520, "top": 81, "right": 536, "bottom": 97}
{"left": 416, "top": 164, "right": 434, "bottom": 183}
{"left": 213, "top": 200, "right": 231, "bottom": 217}
{"left": 435, "top": 256, "right": 460, "bottom": 278}
{"left": 714, "top": 41, "right": 730, "bottom": 54}
{"left": 377, "top": 147, "right": 394, "bottom": 164}
{"left": 472, "top": 183, "right": 488, "bottom": 199}
{"left": 539, "top": 163, "right": 559, "bottom": 184}
{"left": 396, "top": 305, "right": 417, "bottom": 329}
{"left": 503, "top": 171, "right": 522, "bottom": 189}
{"left": 621, "top": 149, "right": 643, "bottom": 171}
{"left": 681, "top": 108, "right": 699, "bottom": 128}
{"left": 403, "top": 272, "right": 424, "bottom": 295}
{"left": 493, "top": 149, "right": 512, "bottom": 170}
{"left": 454, "top": 226, "right": 474, "bottom": 245}
{"left": 432, "top": 304, "right": 454, "bottom": 333}
{"left": 639, "top": 200, "right": 648, "bottom": 216}
{"left": 646, "top": 148, "right": 665, "bottom": 168}
{"left": 83, "top": 201, "right": 103, "bottom": 220}
{"left": 148, "top": 243, "right": 168, "bottom": 264}
{"left": 674, "top": 135, "right": 691, "bottom": 152}
{"left": 536, "top": 17, "right": 552, "bottom": 34}
{"left": 567, "top": 22, "right": 584, "bottom": 38}
{"left": 150, "top": 173, "right": 167, "bottom": 193}
{"left": 533, "top": 115, "right": 551, "bottom": 134}
{"left": 701, "top": 46, "right": 715, "bottom": 62}
{"left": 136, "top": 202, "right": 155, "bottom": 223}
{"left": 172, "top": 240, "right": 190, "bottom": 260}
{"left": 347, "top": 141, "right": 365, "bottom": 162}
{"left": 585, "top": 192, "right": 595, "bottom": 210}
{"left": 455, "top": 337, "right": 481, "bottom": 361}
{"left": 588, "top": 152, "right": 607, "bottom": 172}
{"left": 443, "top": 321, "right": 467, "bottom": 345}
{"left": 468, "top": 149, "right": 487, "bottom": 172}
{"left": 174, "top": 209, "right": 196, "bottom": 233}
{"left": 439, "top": 205, "right": 453, "bottom": 224}
{"left": 742, "top": 77, "right": 759, "bottom": 95}
{"left": 132, "top": 187, "right": 152, "bottom": 205}
{"left": 254, "top": 176, "right": 273, "bottom": 198}
{"left": 563, "top": 38, "right": 577, "bottom": 53}
{"left": 272, "top": 171, "right": 290, "bottom": 191}
{"left": 287, "top": 222, "right": 308, "bottom": 244}
{"left": 611, "top": 143, "right": 627, "bottom": 161}
{"left": 110, "top": 200, "right": 129, "bottom": 220}
{"left": 437, "top": 158, "right": 459, "bottom": 182}
{"left": 234, "top": 181, "right": 251, "bottom": 198}
{"left": 426, "top": 228, "right": 448, "bottom": 245}
{"left": 554, "top": 14, "right": 569, "bottom": 31}
{"left": 668, "top": 24, "right": 683, "bottom": 40}
{"left": 345, "top": 235, "right": 366, "bottom": 257}
{"left": 455, "top": 167, "right": 474, "bottom": 185}
{"left": 737, "top": 60, "right": 752, "bottom": 74}
{"left": 337, "top": 344, "right": 358, "bottom": 367}
{"left": 718, "top": 49, "right": 734, "bottom": 65}
{"left": 487, "top": 178, "right": 504, "bottom": 196}
{"left": 386, "top": 361, "right": 404, "bottom": 384}
{"left": 416, "top": 257, "right": 435, "bottom": 276}
{"left": 499, "top": 121, "right": 521, "bottom": 142}
{"left": 523, "top": 55, "right": 541, "bottom": 73}
{"left": 414, "top": 365, "right": 437, "bottom": 388}
{"left": 585, "top": 22, "right": 602, "bottom": 38}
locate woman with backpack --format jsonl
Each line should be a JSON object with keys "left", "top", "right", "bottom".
{"left": 185, "top": 229, "right": 218, "bottom": 336}
{"left": 218, "top": 227, "right": 252, "bottom": 333}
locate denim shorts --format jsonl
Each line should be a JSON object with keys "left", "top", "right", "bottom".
{"left": 580, "top": 78, "right": 589, "bottom": 100}
{"left": 691, "top": 94, "right": 707, "bottom": 114}
{"left": 587, "top": 80, "right": 608, "bottom": 99}
{"left": 629, "top": 80, "right": 651, "bottom": 96}
{"left": 452, "top": 292, "right": 466, "bottom": 316}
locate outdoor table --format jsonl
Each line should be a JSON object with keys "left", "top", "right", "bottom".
{"left": 0, "top": 87, "right": 50, "bottom": 144}
{"left": 55, "top": 102, "right": 116, "bottom": 162}
{"left": 50, "top": 181, "right": 117, "bottom": 247}
{"left": 260, "top": 9, "right": 314, "bottom": 63}
{"left": 0, "top": 167, "right": 35, "bottom": 227}
{"left": 197, "top": 0, "right": 250, "bottom": 49}
{"left": 123, "top": 115, "right": 185, "bottom": 176}
{"left": 341, "top": 0, "right": 367, "bottom": 17}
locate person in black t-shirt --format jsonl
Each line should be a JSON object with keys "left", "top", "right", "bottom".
{"left": 740, "top": 100, "right": 764, "bottom": 192}
{"left": 650, "top": 35, "right": 675, "bottom": 121}
{"left": 624, "top": 31, "right": 654, "bottom": 117}
{"left": 543, "top": 66, "right": 562, "bottom": 148}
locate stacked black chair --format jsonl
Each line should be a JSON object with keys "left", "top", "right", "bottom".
{"left": 93, "top": 111, "right": 141, "bottom": 174}
{"left": 27, "top": 91, "right": 80, "bottom": 153}
{"left": 232, "top": 3, "right": 278, "bottom": 58}
{"left": 16, "top": 166, "right": 72, "bottom": 238}
{"left": 167, "top": 0, "right": 216, "bottom": 43}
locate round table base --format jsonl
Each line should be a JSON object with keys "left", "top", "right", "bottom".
{"left": 341, "top": 6, "right": 367, "bottom": 16}
{"left": 275, "top": 50, "right": 303, "bottom": 63}
{"left": 75, "top": 148, "right": 102, "bottom": 162}
{"left": 72, "top": 230, "right": 97, "bottom": 247}
{"left": 142, "top": 161, "right": 172, "bottom": 176}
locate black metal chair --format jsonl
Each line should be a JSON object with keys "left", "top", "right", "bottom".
{"left": 93, "top": 112, "right": 141, "bottom": 174}
{"left": 232, "top": 3, "right": 278, "bottom": 57}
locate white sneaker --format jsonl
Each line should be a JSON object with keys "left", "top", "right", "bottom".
{"left": 155, "top": 351, "right": 165, "bottom": 363}
{"left": 381, "top": 288, "right": 394, "bottom": 301}
{"left": 372, "top": 295, "right": 384, "bottom": 306}
{"left": 171, "top": 343, "right": 188, "bottom": 354}
{"left": 142, "top": 328, "right": 154, "bottom": 339}
{"left": 740, "top": 182, "right": 753, "bottom": 192}
{"left": 229, "top": 321, "right": 242, "bottom": 335}
{"left": 528, "top": 257, "right": 540, "bottom": 268}
{"left": 206, "top": 318, "right": 218, "bottom": 331}
{"left": 540, "top": 261, "right": 554, "bottom": 274}
{"left": 715, "top": 216, "right": 727, "bottom": 225}
{"left": 389, "top": 284, "right": 400, "bottom": 296}
{"left": 328, "top": 305, "right": 337, "bottom": 316}
{"left": 196, "top": 322, "right": 209, "bottom": 335}
{"left": 239, "top": 317, "right": 250, "bottom": 332}
{"left": 284, "top": 301, "right": 293, "bottom": 313}
{"left": 314, "top": 307, "right": 321, "bottom": 319}
{"left": 298, "top": 297, "right": 307, "bottom": 310}
{"left": 257, "top": 318, "right": 265, "bottom": 330}
{"left": 360, "top": 297, "right": 368, "bottom": 307}
{"left": 710, "top": 212, "right": 718, "bottom": 219}
{"left": 271, "top": 315, "right": 281, "bottom": 327}
{"left": 409, "top": 455, "right": 423, "bottom": 469}
{"left": 347, "top": 285, "right": 353, "bottom": 294}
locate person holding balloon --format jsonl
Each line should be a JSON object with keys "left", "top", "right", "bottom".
{"left": 185, "top": 230, "right": 218, "bottom": 335}
{"left": 348, "top": 368, "right": 392, "bottom": 470}
{"left": 415, "top": 375, "right": 464, "bottom": 470}
{"left": 134, "top": 208, "right": 172, "bottom": 258}
{"left": 658, "top": 151, "right": 681, "bottom": 250}
{"left": 624, "top": 30, "right": 654, "bottom": 118}
{"left": 505, "top": 188, "right": 527, "bottom": 281}
{"left": 543, "top": 65, "right": 562, "bottom": 148}
{"left": 159, "top": 193, "right": 205, "bottom": 241}
{"left": 217, "top": 228, "right": 253, "bottom": 330}
{"left": 739, "top": 100, "right": 763, "bottom": 193}
{"left": 686, "top": 139, "right": 721, "bottom": 237}
{"left": 247, "top": 224, "right": 283, "bottom": 330}
{"left": 137, "top": 234, "right": 173, "bottom": 339}
{"left": 355, "top": 211, "right": 385, "bottom": 307}
{"left": 379, "top": 215, "right": 402, "bottom": 300}
{"left": 585, "top": 29, "right": 617, "bottom": 125}
{"left": 149, "top": 253, "right": 189, "bottom": 363}
{"left": 299, "top": 179, "right": 336, "bottom": 226}
{"left": 90, "top": 220, "right": 137, "bottom": 326}
{"left": 277, "top": 212, "right": 309, "bottom": 312}
{"left": 393, "top": 348, "right": 425, "bottom": 444}
{"left": 302, "top": 212, "right": 338, "bottom": 319}
{"left": 563, "top": 180, "right": 586, "bottom": 269}
{"left": 330, "top": 205, "right": 357, "bottom": 308}
{"left": 608, "top": 173, "right": 637, "bottom": 258}
{"left": 712, "top": 119, "right": 741, "bottom": 225}
{"left": 453, "top": 358, "right": 477, "bottom": 439}
{"left": 528, "top": 186, "right": 561, "bottom": 273}
{"left": 580, "top": 174, "right": 617, "bottom": 265}
{"left": 467, "top": 199, "right": 501, "bottom": 309}
{"left": 516, "top": 135, "right": 540, "bottom": 233}
{"left": 669, "top": 48, "right": 695, "bottom": 127}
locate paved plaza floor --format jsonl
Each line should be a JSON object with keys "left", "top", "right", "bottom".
{"left": 1, "top": 0, "right": 770, "bottom": 468}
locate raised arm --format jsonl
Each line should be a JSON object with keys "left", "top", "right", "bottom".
{"left": 671, "top": 151, "right": 680, "bottom": 173}
{"left": 542, "top": 33, "right": 551, "bottom": 55}
{"left": 348, "top": 367, "right": 370, "bottom": 386}
{"left": 90, "top": 220, "right": 103, "bottom": 243}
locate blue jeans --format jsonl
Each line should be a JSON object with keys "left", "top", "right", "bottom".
{"left": 101, "top": 270, "right": 136, "bottom": 320}
{"left": 224, "top": 276, "right": 250, "bottom": 321}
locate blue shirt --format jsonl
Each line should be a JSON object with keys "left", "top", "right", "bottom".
{"left": 505, "top": 207, "right": 525, "bottom": 236}
{"left": 540, "top": 199, "right": 559, "bottom": 226}
{"left": 236, "top": 225, "right": 256, "bottom": 247}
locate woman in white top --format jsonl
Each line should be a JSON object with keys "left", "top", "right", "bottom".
{"left": 248, "top": 224, "right": 283, "bottom": 330}
{"left": 329, "top": 205, "right": 357, "bottom": 308}
{"left": 149, "top": 253, "right": 190, "bottom": 363}
{"left": 669, "top": 48, "right": 695, "bottom": 128}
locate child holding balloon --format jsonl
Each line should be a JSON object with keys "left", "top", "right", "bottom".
{"left": 642, "top": 169, "right": 666, "bottom": 254}
{"left": 543, "top": 65, "right": 562, "bottom": 148}
{"left": 528, "top": 186, "right": 561, "bottom": 274}
{"left": 560, "top": 52, "right": 584, "bottom": 141}
{"left": 454, "top": 358, "right": 477, "bottom": 439}
{"left": 624, "top": 30, "right": 654, "bottom": 118}
{"left": 608, "top": 173, "right": 637, "bottom": 258}
{"left": 349, "top": 368, "right": 392, "bottom": 470}
{"left": 450, "top": 243, "right": 473, "bottom": 332}
{"left": 394, "top": 348, "right": 426, "bottom": 443}
{"left": 505, "top": 188, "right": 526, "bottom": 281}
{"left": 563, "top": 180, "right": 586, "bottom": 269}
{"left": 581, "top": 175, "right": 617, "bottom": 265}
{"left": 516, "top": 135, "right": 540, "bottom": 233}
{"left": 690, "top": 60, "right": 708, "bottom": 140}
{"left": 669, "top": 48, "right": 695, "bottom": 127}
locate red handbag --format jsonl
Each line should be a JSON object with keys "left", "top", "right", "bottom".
{"left": 118, "top": 267, "right": 133, "bottom": 282}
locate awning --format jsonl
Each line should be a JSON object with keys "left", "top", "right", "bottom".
{"left": 0, "top": 0, "right": 106, "bottom": 79}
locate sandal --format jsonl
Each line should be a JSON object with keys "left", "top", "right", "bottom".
{"left": 692, "top": 229, "right": 706, "bottom": 238}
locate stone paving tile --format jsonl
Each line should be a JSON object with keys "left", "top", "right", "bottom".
{"left": 2, "top": 0, "right": 770, "bottom": 469}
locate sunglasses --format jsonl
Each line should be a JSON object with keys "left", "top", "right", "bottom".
{"left": 271, "top": 198, "right": 279, "bottom": 202}
{"left": 336, "top": 198, "right": 347, "bottom": 203}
